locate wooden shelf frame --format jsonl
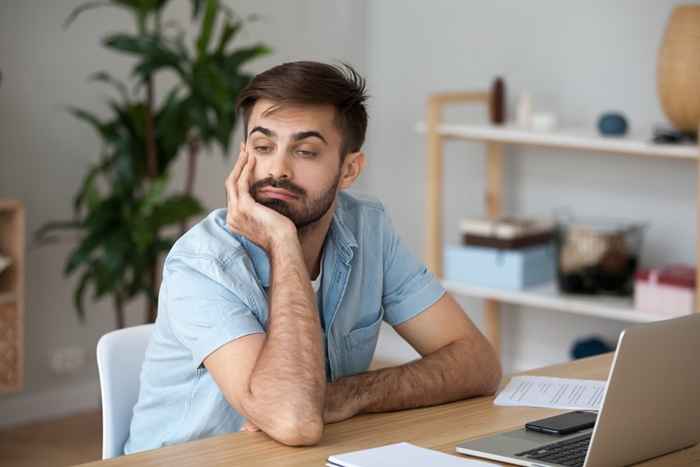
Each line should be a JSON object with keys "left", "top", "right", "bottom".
{"left": 0, "top": 292, "right": 17, "bottom": 305}
{"left": 422, "top": 92, "right": 700, "bottom": 356}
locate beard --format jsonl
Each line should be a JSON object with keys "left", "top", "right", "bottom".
{"left": 250, "top": 172, "right": 340, "bottom": 231}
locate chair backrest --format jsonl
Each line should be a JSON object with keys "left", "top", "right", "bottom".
{"left": 96, "top": 323, "right": 154, "bottom": 459}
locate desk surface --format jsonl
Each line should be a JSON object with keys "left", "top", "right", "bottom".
{"left": 78, "top": 354, "right": 700, "bottom": 466}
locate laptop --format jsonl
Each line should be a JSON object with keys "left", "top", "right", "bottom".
{"left": 456, "top": 314, "right": 700, "bottom": 467}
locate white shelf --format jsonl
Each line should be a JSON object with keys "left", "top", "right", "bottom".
{"left": 416, "top": 123, "right": 698, "bottom": 160}
{"left": 442, "top": 280, "right": 678, "bottom": 324}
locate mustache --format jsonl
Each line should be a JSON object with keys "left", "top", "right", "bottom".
{"left": 250, "top": 177, "right": 306, "bottom": 197}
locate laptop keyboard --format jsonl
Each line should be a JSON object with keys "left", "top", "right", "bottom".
{"left": 516, "top": 432, "right": 592, "bottom": 467}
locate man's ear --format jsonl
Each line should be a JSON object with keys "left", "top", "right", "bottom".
{"left": 339, "top": 151, "right": 365, "bottom": 190}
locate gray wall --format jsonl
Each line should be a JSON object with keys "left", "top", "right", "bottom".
{"left": 364, "top": 0, "right": 699, "bottom": 371}
{"left": 0, "top": 0, "right": 367, "bottom": 425}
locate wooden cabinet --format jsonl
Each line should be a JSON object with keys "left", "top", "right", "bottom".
{"left": 0, "top": 200, "right": 25, "bottom": 392}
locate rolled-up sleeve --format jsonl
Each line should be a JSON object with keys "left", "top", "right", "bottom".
{"left": 165, "top": 256, "right": 265, "bottom": 370}
{"left": 381, "top": 210, "right": 446, "bottom": 326}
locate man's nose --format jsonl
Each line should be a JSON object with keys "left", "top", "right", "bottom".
{"left": 260, "top": 150, "right": 293, "bottom": 180}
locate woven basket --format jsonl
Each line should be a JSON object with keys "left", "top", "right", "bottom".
{"left": 658, "top": 5, "right": 700, "bottom": 132}
{"left": 0, "top": 303, "right": 18, "bottom": 388}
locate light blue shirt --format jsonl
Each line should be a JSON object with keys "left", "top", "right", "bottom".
{"left": 124, "top": 191, "right": 445, "bottom": 454}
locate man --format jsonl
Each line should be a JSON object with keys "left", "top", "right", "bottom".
{"left": 125, "top": 61, "right": 501, "bottom": 454}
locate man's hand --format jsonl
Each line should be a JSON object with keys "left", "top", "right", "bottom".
{"left": 321, "top": 293, "right": 502, "bottom": 428}
{"left": 225, "top": 149, "right": 296, "bottom": 252}
{"left": 323, "top": 380, "right": 362, "bottom": 424}
{"left": 239, "top": 419, "right": 260, "bottom": 432}
{"left": 215, "top": 148, "right": 325, "bottom": 446}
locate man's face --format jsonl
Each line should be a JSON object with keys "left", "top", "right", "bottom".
{"left": 244, "top": 99, "right": 344, "bottom": 230}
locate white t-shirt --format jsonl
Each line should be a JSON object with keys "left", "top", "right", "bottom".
{"left": 311, "top": 252, "right": 324, "bottom": 321}
{"left": 311, "top": 261, "right": 322, "bottom": 294}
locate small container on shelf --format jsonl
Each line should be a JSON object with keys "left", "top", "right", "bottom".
{"left": 445, "top": 217, "right": 557, "bottom": 290}
{"left": 444, "top": 243, "right": 555, "bottom": 290}
{"left": 556, "top": 218, "right": 645, "bottom": 297}
{"left": 635, "top": 264, "right": 696, "bottom": 317}
{"left": 460, "top": 217, "right": 556, "bottom": 249}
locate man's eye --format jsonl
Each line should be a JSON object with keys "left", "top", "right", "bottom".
{"left": 255, "top": 146, "right": 272, "bottom": 154}
{"left": 296, "top": 150, "right": 317, "bottom": 157}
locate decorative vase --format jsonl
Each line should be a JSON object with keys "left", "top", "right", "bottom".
{"left": 657, "top": 5, "right": 700, "bottom": 133}
{"left": 597, "top": 112, "right": 628, "bottom": 136}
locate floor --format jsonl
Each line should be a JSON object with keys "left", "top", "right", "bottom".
{"left": 0, "top": 410, "right": 102, "bottom": 467}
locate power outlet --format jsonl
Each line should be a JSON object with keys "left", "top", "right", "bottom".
{"left": 50, "top": 346, "right": 86, "bottom": 375}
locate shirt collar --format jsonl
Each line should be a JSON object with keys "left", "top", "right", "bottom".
{"left": 238, "top": 195, "right": 358, "bottom": 288}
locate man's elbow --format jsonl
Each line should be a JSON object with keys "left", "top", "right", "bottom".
{"left": 239, "top": 393, "right": 324, "bottom": 446}
{"left": 271, "top": 413, "right": 324, "bottom": 446}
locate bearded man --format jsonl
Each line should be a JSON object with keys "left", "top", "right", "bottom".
{"left": 125, "top": 61, "right": 501, "bottom": 454}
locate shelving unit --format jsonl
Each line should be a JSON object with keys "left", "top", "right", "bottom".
{"left": 442, "top": 281, "right": 665, "bottom": 324}
{"left": 416, "top": 122, "right": 698, "bottom": 160}
{"left": 0, "top": 200, "right": 25, "bottom": 393}
{"left": 420, "top": 91, "right": 700, "bottom": 355}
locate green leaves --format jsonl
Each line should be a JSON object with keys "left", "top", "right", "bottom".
{"left": 152, "top": 194, "right": 204, "bottom": 228}
{"left": 89, "top": 71, "right": 130, "bottom": 103}
{"left": 51, "top": 176, "right": 205, "bottom": 323}
{"left": 195, "top": 0, "right": 218, "bottom": 57}
{"left": 65, "top": 0, "right": 172, "bottom": 29}
{"left": 103, "top": 33, "right": 186, "bottom": 78}
{"left": 222, "top": 45, "right": 271, "bottom": 74}
{"left": 112, "top": 0, "right": 170, "bottom": 14}
{"left": 216, "top": 17, "right": 242, "bottom": 55}
{"left": 44, "top": 0, "right": 269, "bottom": 326}
{"left": 64, "top": 1, "right": 113, "bottom": 29}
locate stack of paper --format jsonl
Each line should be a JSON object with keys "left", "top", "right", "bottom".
{"left": 494, "top": 376, "right": 606, "bottom": 411}
{"left": 327, "top": 442, "right": 500, "bottom": 467}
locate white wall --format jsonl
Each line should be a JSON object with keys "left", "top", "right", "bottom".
{"left": 0, "top": 0, "right": 367, "bottom": 426}
{"left": 3, "top": 0, "right": 697, "bottom": 426}
{"left": 364, "top": 0, "right": 699, "bottom": 372}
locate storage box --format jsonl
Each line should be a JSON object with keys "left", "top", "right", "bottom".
{"left": 444, "top": 243, "right": 555, "bottom": 290}
{"left": 635, "top": 265, "right": 696, "bottom": 317}
{"left": 460, "top": 217, "right": 555, "bottom": 249}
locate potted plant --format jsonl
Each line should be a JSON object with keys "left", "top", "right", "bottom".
{"left": 35, "top": 0, "right": 270, "bottom": 328}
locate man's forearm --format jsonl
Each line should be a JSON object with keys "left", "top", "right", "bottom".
{"left": 242, "top": 234, "right": 326, "bottom": 442}
{"left": 326, "top": 337, "right": 501, "bottom": 419}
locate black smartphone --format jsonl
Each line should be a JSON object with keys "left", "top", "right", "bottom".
{"left": 525, "top": 411, "right": 597, "bottom": 435}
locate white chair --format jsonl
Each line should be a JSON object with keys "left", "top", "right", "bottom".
{"left": 96, "top": 323, "right": 154, "bottom": 459}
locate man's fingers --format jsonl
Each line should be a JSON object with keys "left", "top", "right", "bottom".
{"left": 237, "top": 153, "right": 256, "bottom": 203}
{"left": 239, "top": 420, "right": 260, "bottom": 432}
{"left": 230, "top": 150, "right": 248, "bottom": 183}
{"left": 226, "top": 152, "right": 248, "bottom": 206}
{"left": 225, "top": 171, "right": 238, "bottom": 209}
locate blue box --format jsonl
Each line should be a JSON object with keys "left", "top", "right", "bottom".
{"left": 443, "top": 243, "right": 555, "bottom": 290}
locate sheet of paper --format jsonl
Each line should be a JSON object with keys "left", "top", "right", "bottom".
{"left": 494, "top": 376, "right": 606, "bottom": 411}
{"left": 327, "top": 442, "right": 499, "bottom": 467}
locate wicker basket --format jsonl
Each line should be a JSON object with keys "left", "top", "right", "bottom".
{"left": 0, "top": 200, "right": 24, "bottom": 393}
{"left": 0, "top": 302, "right": 19, "bottom": 387}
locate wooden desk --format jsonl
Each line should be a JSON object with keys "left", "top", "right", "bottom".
{"left": 77, "top": 354, "right": 700, "bottom": 466}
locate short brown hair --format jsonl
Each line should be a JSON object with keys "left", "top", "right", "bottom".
{"left": 236, "top": 61, "right": 368, "bottom": 158}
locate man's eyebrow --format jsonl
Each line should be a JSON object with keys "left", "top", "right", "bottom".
{"left": 249, "top": 126, "right": 275, "bottom": 138}
{"left": 292, "top": 131, "right": 327, "bottom": 145}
